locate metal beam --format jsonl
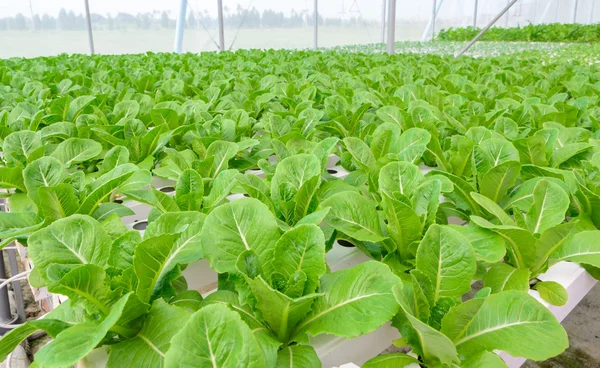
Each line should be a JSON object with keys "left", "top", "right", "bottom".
{"left": 387, "top": 0, "right": 396, "bottom": 54}
{"left": 217, "top": 0, "right": 225, "bottom": 51}
{"left": 539, "top": 0, "right": 554, "bottom": 24}
{"left": 455, "top": 0, "right": 518, "bottom": 59}
{"left": 381, "top": 0, "right": 387, "bottom": 43}
{"left": 590, "top": 0, "right": 596, "bottom": 24}
{"left": 314, "top": 0, "right": 318, "bottom": 49}
{"left": 532, "top": 0, "right": 538, "bottom": 24}
{"left": 573, "top": 0, "right": 579, "bottom": 23}
{"left": 174, "top": 0, "right": 187, "bottom": 53}
{"left": 505, "top": 0, "right": 510, "bottom": 27}
{"left": 473, "top": 0, "right": 478, "bottom": 27}
{"left": 83, "top": 0, "right": 95, "bottom": 54}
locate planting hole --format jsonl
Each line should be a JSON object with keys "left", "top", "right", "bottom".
{"left": 338, "top": 240, "right": 356, "bottom": 248}
{"left": 243, "top": 193, "right": 250, "bottom": 197}
{"left": 133, "top": 221, "right": 148, "bottom": 231}
{"left": 327, "top": 169, "right": 338, "bottom": 174}
{"left": 159, "top": 186, "right": 175, "bottom": 193}
{"left": 114, "top": 199, "right": 123, "bottom": 204}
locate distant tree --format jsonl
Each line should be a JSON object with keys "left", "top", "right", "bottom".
{"left": 41, "top": 13, "right": 55, "bottom": 30}
{"left": 13, "top": 13, "right": 27, "bottom": 30}
{"left": 32, "top": 14, "right": 41, "bottom": 30}
{"left": 0, "top": 18, "right": 8, "bottom": 31}
{"left": 107, "top": 14, "right": 114, "bottom": 30}
{"left": 160, "top": 11, "right": 169, "bottom": 28}
{"left": 187, "top": 12, "right": 196, "bottom": 29}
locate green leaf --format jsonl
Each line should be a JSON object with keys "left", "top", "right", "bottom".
{"left": 484, "top": 263, "right": 530, "bottom": 293}
{"left": 249, "top": 276, "right": 321, "bottom": 342}
{"left": 3, "top": 131, "right": 42, "bottom": 166}
{"left": 108, "top": 299, "right": 190, "bottom": 367}
{"left": 396, "top": 128, "right": 431, "bottom": 163}
{"left": 169, "top": 290, "right": 203, "bottom": 312}
{"left": 207, "top": 140, "right": 239, "bottom": 177}
{"left": 470, "top": 216, "right": 536, "bottom": 269}
{"left": 78, "top": 164, "right": 141, "bottom": 215}
{"left": 271, "top": 154, "right": 321, "bottom": 203}
{"left": 275, "top": 345, "right": 321, "bottom": 368}
{"left": 441, "top": 291, "right": 568, "bottom": 361}
{"left": 532, "top": 223, "right": 576, "bottom": 274}
{"left": 321, "top": 192, "right": 386, "bottom": 242}
{"left": 38, "top": 184, "right": 79, "bottom": 222}
{"left": 201, "top": 198, "right": 280, "bottom": 274}
{"left": 416, "top": 225, "right": 476, "bottom": 301}
{"left": 392, "top": 302, "right": 458, "bottom": 367}
{"left": 164, "top": 304, "right": 266, "bottom": 368}
{"left": 92, "top": 203, "right": 135, "bottom": 222}
{"left": 473, "top": 138, "right": 520, "bottom": 176}
{"left": 175, "top": 169, "right": 204, "bottom": 211}
{"left": 67, "top": 95, "right": 95, "bottom": 121}
{"left": 47, "top": 264, "right": 118, "bottom": 315}
{"left": 0, "top": 319, "right": 72, "bottom": 362}
{"left": 203, "top": 169, "right": 238, "bottom": 211}
{"left": 51, "top": 138, "right": 102, "bottom": 166}
{"left": 0, "top": 211, "right": 43, "bottom": 240}
{"left": 108, "top": 230, "right": 141, "bottom": 270}
{"left": 525, "top": 179, "right": 569, "bottom": 234}
{"left": 29, "top": 215, "right": 111, "bottom": 278}
{"left": 381, "top": 193, "right": 421, "bottom": 256}
{"left": 23, "top": 157, "right": 66, "bottom": 203}
{"left": 378, "top": 161, "right": 424, "bottom": 199}
{"left": 35, "top": 292, "right": 133, "bottom": 367}
{"left": 461, "top": 351, "right": 509, "bottom": 368}
{"left": 343, "top": 137, "right": 376, "bottom": 170}
{"left": 0, "top": 167, "right": 26, "bottom": 191}
{"left": 535, "top": 281, "right": 568, "bottom": 306}
{"left": 123, "top": 187, "right": 179, "bottom": 213}
{"left": 273, "top": 224, "right": 326, "bottom": 294}
{"left": 293, "top": 261, "right": 400, "bottom": 339}
{"left": 449, "top": 224, "right": 506, "bottom": 263}
{"left": 550, "top": 230, "right": 600, "bottom": 267}
{"left": 102, "top": 146, "right": 130, "bottom": 172}
{"left": 514, "top": 136, "right": 548, "bottom": 166}
{"left": 479, "top": 161, "right": 521, "bottom": 204}
{"left": 293, "top": 174, "right": 321, "bottom": 224}
{"left": 134, "top": 226, "right": 202, "bottom": 303}
{"left": 470, "top": 192, "right": 515, "bottom": 225}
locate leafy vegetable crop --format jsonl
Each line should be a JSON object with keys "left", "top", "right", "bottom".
{"left": 438, "top": 23, "right": 600, "bottom": 43}
{"left": 0, "top": 45, "right": 600, "bottom": 367}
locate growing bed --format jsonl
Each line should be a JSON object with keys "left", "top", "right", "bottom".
{"left": 0, "top": 39, "right": 600, "bottom": 368}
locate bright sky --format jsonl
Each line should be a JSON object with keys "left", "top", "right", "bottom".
{"left": 0, "top": 0, "right": 574, "bottom": 22}
{"left": 0, "top": 0, "right": 478, "bottom": 20}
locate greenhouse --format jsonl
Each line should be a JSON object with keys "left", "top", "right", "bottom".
{"left": 0, "top": 0, "right": 599, "bottom": 367}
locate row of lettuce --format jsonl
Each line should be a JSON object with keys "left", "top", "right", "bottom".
{"left": 0, "top": 49, "right": 599, "bottom": 367}
{"left": 438, "top": 23, "right": 600, "bottom": 43}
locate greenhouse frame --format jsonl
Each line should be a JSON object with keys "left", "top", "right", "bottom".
{"left": 0, "top": 0, "right": 600, "bottom": 367}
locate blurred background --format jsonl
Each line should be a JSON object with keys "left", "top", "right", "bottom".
{"left": 0, "top": 0, "right": 597, "bottom": 58}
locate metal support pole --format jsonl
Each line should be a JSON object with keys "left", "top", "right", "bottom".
{"left": 590, "top": 0, "right": 596, "bottom": 24}
{"left": 539, "top": 0, "right": 554, "bottom": 24}
{"left": 473, "top": 0, "right": 479, "bottom": 27}
{"left": 431, "top": 0, "right": 437, "bottom": 41}
{"left": 455, "top": 0, "right": 518, "bottom": 59}
{"left": 532, "top": 0, "right": 538, "bottom": 24}
{"left": 314, "top": 0, "right": 318, "bottom": 49}
{"left": 421, "top": 0, "right": 445, "bottom": 41}
{"left": 174, "top": 0, "right": 187, "bottom": 53}
{"left": 387, "top": 0, "right": 396, "bottom": 54}
{"left": 83, "top": 0, "right": 95, "bottom": 55}
{"left": 381, "top": 0, "right": 387, "bottom": 43}
{"left": 505, "top": 0, "right": 510, "bottom": 27}
{"left": 0, "top": 252, "right": 13, "bottom": 334}
{"left": 7, "top": 249, "right": 25, "bottom": 324}
{"left": 217, "top": 0, "right": 225, "bottom": 51}
{"left": 573, "top": 0, "right": 579, "bottom": 23}
{"left": 28, "top": 0, "right": 36, "bottom": 31}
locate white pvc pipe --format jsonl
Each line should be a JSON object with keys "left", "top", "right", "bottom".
{"left": 473, "top": 0, "right": 479, "bottom": 27}
{"left": 590, "top": 0, "right": 596, "bottom": 24}
{"left": 217, "top": 0, "right": 225, "bottom": 51}
{"left": 314, "top": 0, "right": 318, "bottom": 49}
{"left": 387, "top": 0, "right": 396, "bottom": 54}
{"left": 505, "top": 0, "right": 510, "bottom": 27}
{"left": 174, "top": 0, "right": 187, "bottom": 53}
{"left": 573, "top": 0, "right": 579, "bottom": 23}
